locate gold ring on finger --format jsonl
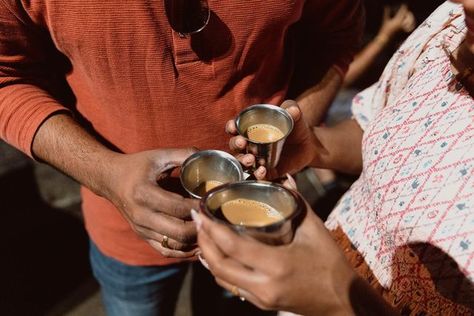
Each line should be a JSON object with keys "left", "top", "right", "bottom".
{"left": 161, "top": 235, "right": 169, "bottom": 249}
{"left": 231, "top": 285, "right": 246, "bottom": 301}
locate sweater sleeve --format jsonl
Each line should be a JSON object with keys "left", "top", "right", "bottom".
{"left": 0, "top": 0, "right": 70, "bottom": 158}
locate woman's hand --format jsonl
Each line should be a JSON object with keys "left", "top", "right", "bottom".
{"left": 193, "top": 200, "right": 356, "bottom": 315}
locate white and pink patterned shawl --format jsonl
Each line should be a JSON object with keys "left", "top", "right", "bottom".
{"left": 326, "top": 1, "right": 474, "bottom": 312}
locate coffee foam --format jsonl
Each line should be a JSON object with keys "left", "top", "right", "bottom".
{"left": 220, "top": 198, "right": 283, "bottom": 227}
{"left": 246, "top": 124, "right": 284, "bottom": 143}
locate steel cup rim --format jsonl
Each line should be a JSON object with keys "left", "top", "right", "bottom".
{"left": 180, "top": 149, "right": 244, "bottom": 199}
{"left": 235, "top": 104, "right": 294, "bottom": 144}
{"left": 199, "top": 180, "right": 306, "bottom": 233}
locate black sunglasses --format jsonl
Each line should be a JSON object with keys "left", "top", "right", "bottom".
{"left": 164, "top": 0, "right": 210, "bottom": 37}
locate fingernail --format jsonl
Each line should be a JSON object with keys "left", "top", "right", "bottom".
{"left": 191, "top": 209, "right": 203, "bottom": 231}
{"left": 236, "top": 138, "right": 245, "bottom": 147}
{"left": 257, "top": 166, "right": 266, "bottom": 175}
{"left": 286, "top": 173, "right": 298, "bottom": 190}
{"left": 198, "top": 253, "right": 210, "bottom": 270}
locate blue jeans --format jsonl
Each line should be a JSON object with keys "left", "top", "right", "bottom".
{"left": 90, "top": 242, "right": 188, "bottom": 316}
{"left": 90, "top": 241, "right": 275, "bottom": 316}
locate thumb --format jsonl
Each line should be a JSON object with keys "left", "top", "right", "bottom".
{"left": 157, "top": 147, "right": 199, "bottom": 167}
{"left": 280, "top": 99, "right": 302, "bottom": 123}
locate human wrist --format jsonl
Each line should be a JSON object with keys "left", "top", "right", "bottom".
{"left": 92, "top": 150, "right": 126, "bottom": 201}
{"left": 304, "top": 258, "right": 357, "bottom": 316}
{"left": 309, "top": 126, "right": 325, "bottom": 168}
{"left": 373, "top": 32, "right": 391, "bottom": 47}
{"left": 330, "top": 259, "right": 358, "bottom": 315}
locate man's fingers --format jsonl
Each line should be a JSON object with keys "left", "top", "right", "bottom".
{"left": 137, "top": 183, "right": 199, "bottom": 219}
{"left": 148, "top": 239, "right": 199, "bottom": 258}
{"left": 136, "top": 224, "right": 197, "bottom": 251}
{"left": 155, "top": 147, "right": 198, "bottom": 167}
{"left": 225, "top": 119, "right": 238, "bottom": 135}
{"left": 229, "top": 135, "right": 247, "bottom": 152}
{"left": 236, "top": 153, "right": 255, "bottom": 168}
{"left": 280, "top": 100, "right": 302, "bottom": 122}
{"left": 253, "top": 166, "right": 266, "bottom": 180}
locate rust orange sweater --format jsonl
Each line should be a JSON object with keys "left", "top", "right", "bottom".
{"left": 0, "top": 0, "right": 363, "bottom": 265}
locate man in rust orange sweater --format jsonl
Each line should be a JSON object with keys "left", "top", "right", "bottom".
{"left": 0, "top": 0, "right": 363, "bottom": 314}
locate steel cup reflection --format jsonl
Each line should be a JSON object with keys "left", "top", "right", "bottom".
{"left": 235, "top": 104, "right": 294, "bottom": 169}
{"left": 180, "top": 150, "right": 244, "bottom": 199}
{"left": 200, "top": 181, "right": 306, "bottom": 245}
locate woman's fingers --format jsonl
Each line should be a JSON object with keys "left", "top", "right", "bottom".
{"left": 196, "top": 211, "right": 276, "bottom": 272}
{"left": 214, "top": 277, "right": 271, "bottom": 310}
{"left": 197, "top": 226, "right": 264, "bottom": 290}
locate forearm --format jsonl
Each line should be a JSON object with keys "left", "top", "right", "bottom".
{"left": 296, "top": 67, "right": 343, "bottom": 126}
{"left": 32, "top": 113, "right": 121, "bottom": 198}
{"left": 343, "top": 37, "right": 389, "bottom": 88}
{"left": 310, "top": 119, "right": 363, "bottom": 174}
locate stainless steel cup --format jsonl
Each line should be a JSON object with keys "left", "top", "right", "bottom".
{"left": 200, "top": 181, "right": 306, "bottom": 245}
{"left": 180, "top": 150, "right": 245, "bottom": 199}
{"left": 235, "top": 104, "right": 294, "bottom": 169}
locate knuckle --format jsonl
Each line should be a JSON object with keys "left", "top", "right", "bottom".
{"left": 221, "top": 238, "right": 237, "bottom": 255}
{"left": 172, "top": 200, "right": 188, "bottom": 218}
{"left": 271, "top": 263, "right": 288, "bottom": 280}
{"left": 131, "top": 185, "right": 147, "bottom": 204}
{"left": 128, "top": 209, "right": 143, "bottom": 224}
{"left": 229, "top": 138, "right": 238, "bottom": 151}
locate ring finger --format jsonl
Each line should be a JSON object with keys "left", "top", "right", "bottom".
{"left": 215, "top": 277, "right": 268, "bottom": 310}
{"left": 148, "top": 237, "right": 199, "bottom": 258}
{"left": 136, "top": 225, "right": 197, "bottom": 252}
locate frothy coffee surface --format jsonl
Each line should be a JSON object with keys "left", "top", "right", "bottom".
{"left": 247, "top": 124, "right": 284, "bottom": 143}
{"left": 220, "top": 198, "right": 284, "bottom": 227}
{"left": 194, "top": 180, "right": 223, "bottom": 196}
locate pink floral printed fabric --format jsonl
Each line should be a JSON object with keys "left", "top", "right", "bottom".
{"left": 326, "top": 2, "right": 474, "bottom": 313}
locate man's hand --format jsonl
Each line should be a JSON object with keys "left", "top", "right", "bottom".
{"left": 105, "top": 148, "right": 201, "bottom": 258}
{"left": 227, "top": 100, "right": 321, "bottom": 180}
{"left": 32, "top": 114, "right": 200, "bottom": 258}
